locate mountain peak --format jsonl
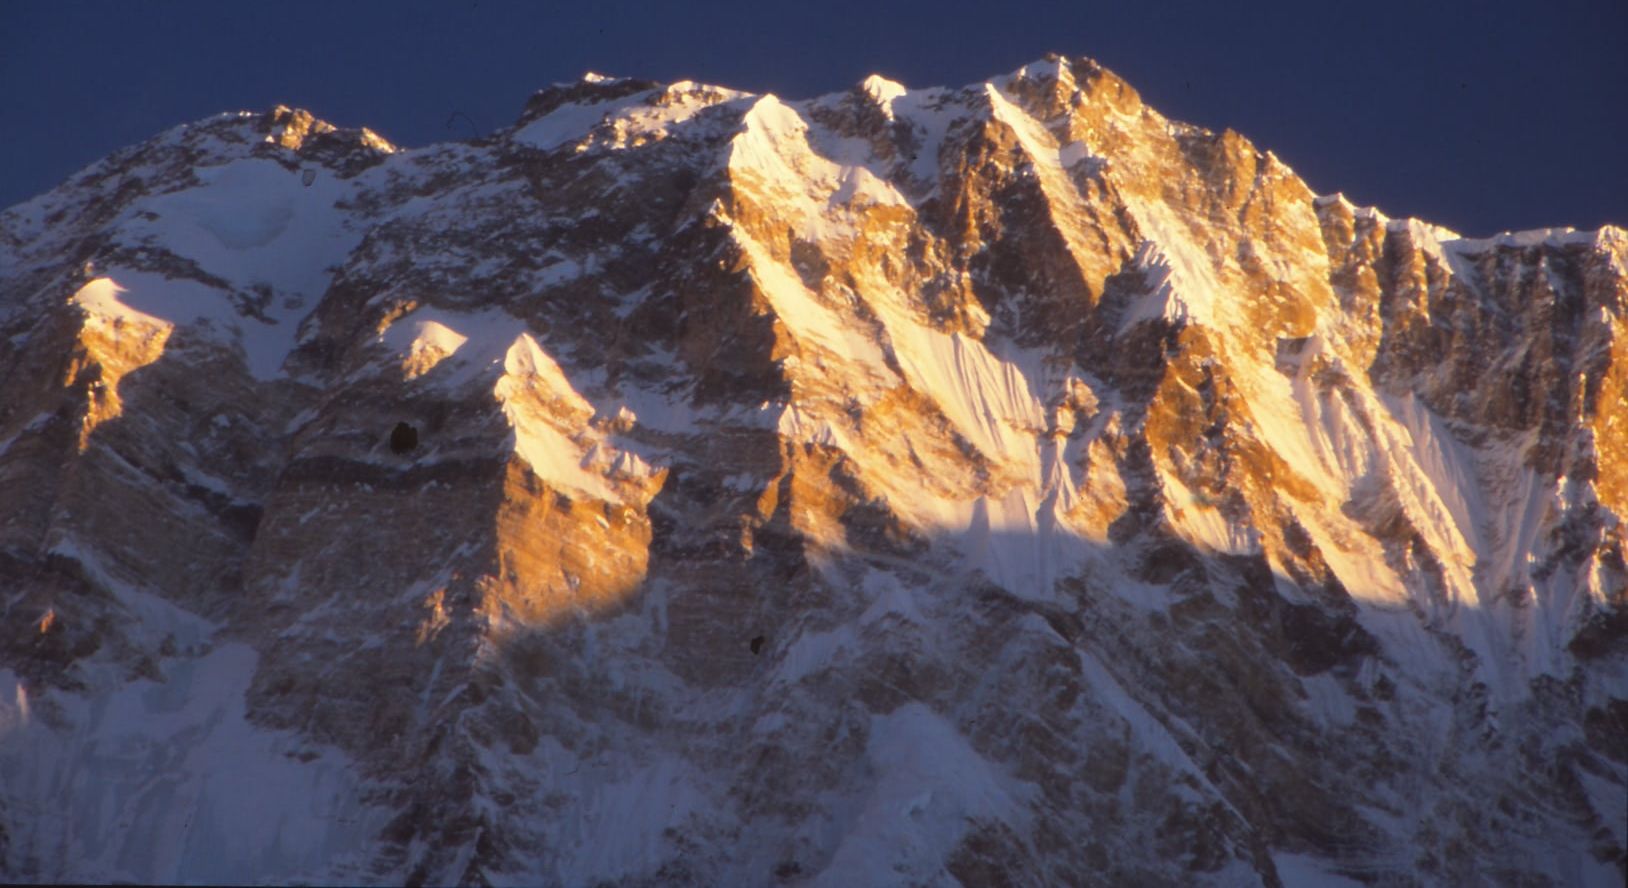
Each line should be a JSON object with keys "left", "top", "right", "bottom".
{"left": 1, "top": 56, "right": 1622, "bottom": 887}
{"left": 858, "top": 73, "right": 907, "bottom": 105}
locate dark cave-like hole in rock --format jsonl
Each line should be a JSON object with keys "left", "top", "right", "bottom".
{"left": 390, "top": 421, "right": 419, "bottom": 454}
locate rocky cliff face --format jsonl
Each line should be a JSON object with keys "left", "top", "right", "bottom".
{"left": 0, "top": 56, "right": 1623, "bottom": 886}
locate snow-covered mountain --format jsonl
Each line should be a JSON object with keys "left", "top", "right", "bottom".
{"left": 1, "top": 55, "right": 1623, "bottom": 885}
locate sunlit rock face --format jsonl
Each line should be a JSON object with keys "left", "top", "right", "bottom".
{"left": 0, "top": 55, "right": 1623, "bottom": 886}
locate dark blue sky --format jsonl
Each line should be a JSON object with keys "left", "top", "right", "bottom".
{"left": 2, "top": 0, "right": 1623, "bottom": 236}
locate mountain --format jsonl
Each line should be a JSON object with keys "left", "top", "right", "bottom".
{"left": 0, "top": 54, "right": 1623, "bottom": 886}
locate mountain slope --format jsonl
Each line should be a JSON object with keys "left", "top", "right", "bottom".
{"left": 0, "top": 56, "right": 1623, "bottom": 886}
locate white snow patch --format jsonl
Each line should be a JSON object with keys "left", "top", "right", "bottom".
{"left": 1272, "top": 852, "right": 1365, "bottom": 888}
{"left": 535, "top": 747, "right": 716, "bottom": 886}
{"left": 380, "top": 315, "right": 469, "bottom": 380}
{"left": 731, "top": 228, "right": 893, "bottom": 377}
{"left": 374, "top": 305, "right": 527, "bottom": 386}
{"left": 1118, "top": 201, "right": 1228, "bottom": 333}
{"left": 0, "top": 651, "right": 383, "bottom": 884}
{"left": 66, "top": 156, "right": 369, "bottom": 379}
{"left": 812, "top": 703, "right": 1034, "bottom": 886}
{"left": 728, "top": 95, "right": 910, "bottom": 243}
{"left": 515, "top": 91, "right": 657, "bottom": 152}
{"left": 127, "top": 156, "right": 364, "bottom": 345}
{"left": 374, "top": 306, "right": 655, "bottom": 501}
{"left": 860, "top": 74, "right": 907, "bottom": 109}
{"left": 515, "top": 83, "right": 747, "bottom": 153}
{"left": 73, "top": 272, "right": 308, "bottom": 379}
{"left": 887, "top": 88, "right": 962, "bottom": 184}
{"left": 497, "top": 333, "right": 618, "bottom": 501}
